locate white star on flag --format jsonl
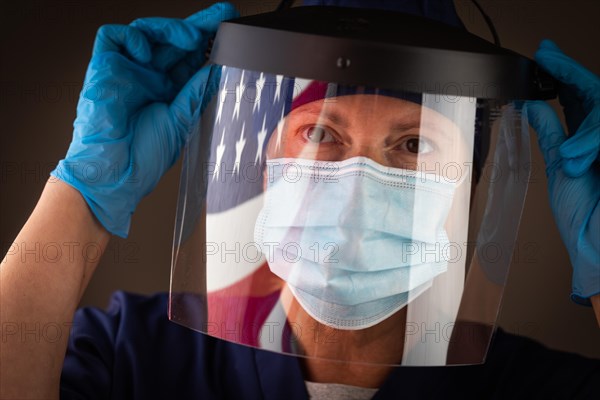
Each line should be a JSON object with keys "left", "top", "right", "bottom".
{"left": 234, "top": 122, "right": 246, "bottom": 175}
{"left": 215, "top": 73, "right": 228, "bottom": 125}
{"left": 208, "top": 67, "right": 292, "bottom": 194}
{"left": 213, "top": 128, "right": 227, "bottom": 181}
{"left": 232, "top": 69, "right": 245, "bottom": 121}
{"left": 274, "top": 74, "right": 283, "bottom": 102}
{"left": 252, "top": 72, "right": 265, "bottom": 114}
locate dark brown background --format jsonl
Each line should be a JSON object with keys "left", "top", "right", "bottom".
{"left": 1, "top": 0, "right": 599, "bottom": 358}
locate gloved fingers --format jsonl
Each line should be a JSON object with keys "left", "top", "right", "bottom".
{"left": 152, "top": 45, "right": 187, "bottom": 72}
{"left": 153, "top": 31, "right": 211, "bottom": 74}
{"left": 559, "top": 108, "right": 600, "bottom": 177}
{"left": 169, "top": 65, "right": 213, "bottom": 141}
{"left": 130, "top": 17, "right": 202, "bottom": 51}
{"left": 557, "top": 83, "right": 589, "bottom": 135}
{"left": 535, "top": 39, "right": 600, "bottom": 106}
{"left": 134, "top": 3, "right": 237, "bottom": 76}
{"left": 129, "top": 101, "right": 182, "bottom": 184}
{"left": 560, "top": 108, "right": 600, "bottom": 157}
{"left": 168, "top": 50, "right": 210, "bottom": 88}
{"left": 93, "top": 24, "right": 151, "bottom": 64}
{"left": 130, "top": 3, "right": 236, "bottom": 74}
{"left": 185, "top": 2, "right": 240, "bottom": 32}
{"left": 562, "top": 151, "right": 597, "bottom": 179}
{"left": 525, "top": 100, "right": 567, "bottom": 176}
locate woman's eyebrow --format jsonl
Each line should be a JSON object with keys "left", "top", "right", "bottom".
{"left": 389, "top": 118, "right": 421, "bottom": 132}
{"left": 296, "top": 105, "right": 350, "bottom": 128}
{"left": 390, "top": 116, "right": 456, "bottom": 141}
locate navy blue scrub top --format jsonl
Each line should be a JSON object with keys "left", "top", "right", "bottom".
{"left": 60, "top": 291, "right": 600, "bottom": 399}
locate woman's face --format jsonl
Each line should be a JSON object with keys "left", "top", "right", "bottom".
{"left": 266, "top": 94, "right": 470, "bottom": 177}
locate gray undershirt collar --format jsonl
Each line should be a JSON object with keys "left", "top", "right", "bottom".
{"left": 305, "top": 381, "right": 378, "bottom": 400}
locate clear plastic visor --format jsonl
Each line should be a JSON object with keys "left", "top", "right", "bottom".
{"left": 170, "top": 65, "right": 531, "bottom": 366}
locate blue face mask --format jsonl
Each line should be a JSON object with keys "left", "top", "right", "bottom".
{"left": 255, "top": 156, "right": 458, "bottom": 330}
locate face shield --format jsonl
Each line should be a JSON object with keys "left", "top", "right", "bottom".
{"left": 169, "top": 6, "right": 556, "bottom": 366}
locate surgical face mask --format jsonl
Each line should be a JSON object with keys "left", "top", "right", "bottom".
{"left": 254, "top": 156, "right": 457, "bottom": 330}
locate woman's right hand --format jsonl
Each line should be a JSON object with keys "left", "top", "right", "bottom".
{"left": 51, "top": 2, "right": 238, "bottom": 238}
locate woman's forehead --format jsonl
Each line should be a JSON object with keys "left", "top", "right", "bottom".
{"left": 290, "top": 94, "right": 460, "bottom": 130}
{"left": 299, "top": 94, "right": 420, "bottom": 112}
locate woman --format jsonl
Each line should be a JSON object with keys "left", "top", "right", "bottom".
{"left": 1, "top": 1, "right": 598, "bottom": 398}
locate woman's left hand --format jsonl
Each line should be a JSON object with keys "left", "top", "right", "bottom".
{"left": 525, "top": 40, "right": 599, "bottom": 308}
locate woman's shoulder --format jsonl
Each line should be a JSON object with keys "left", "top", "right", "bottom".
{"left": 62, "top": 291, "right": 264, "bottom": 399}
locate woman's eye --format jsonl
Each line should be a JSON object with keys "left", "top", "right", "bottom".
{"left": 303, "top": 126, "right": 336, "bottom": 144}
{"left": 402, "top": 137, "right": 434, "bottom": 154}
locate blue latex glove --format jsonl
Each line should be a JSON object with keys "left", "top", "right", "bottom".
{"left": 525, "top": 40, "right": 600, "bottom": 306}
{"left": 51, "top": 2, "right": 238, "bottom": 238}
